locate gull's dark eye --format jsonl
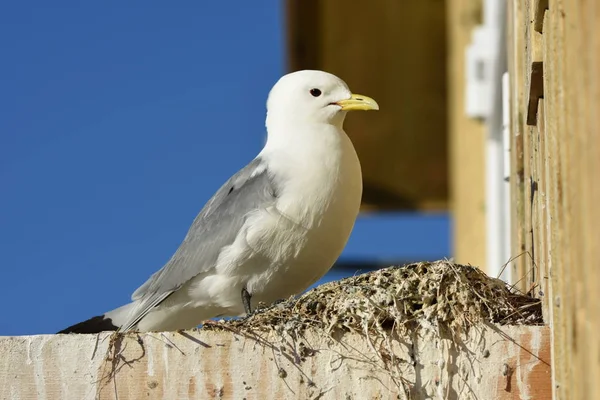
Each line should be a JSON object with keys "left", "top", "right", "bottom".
{"left": 309, "top": 88, "right": 322, "bottom": 97}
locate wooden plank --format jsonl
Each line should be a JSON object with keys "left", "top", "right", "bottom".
{"left": 559, "top": 1, "right": 587, "bottom": 398}
{"left": 507, "top": 0, "right": 528, "bottom": 290}
{"left": 544, "top": 4, "right": 571, "bottom": 398}
{"left": 447, "top": 0, "right": 487, "bottom": 267}
{"left": 0, "top": 326, "right": 551, "bottom": 400}
{"left": 590, "top": 2, "right": 600, "bottom": 397}
{"left": 509, "top": 0, "right": 600, "bottom": 397}
{"left": 532, "top": 102, "right": 550, "bottom": 320}
{"left": 561, "top": 1, "right": 600, "bottom": 397}
{"left": 539, "top": 6, "right": 563, "bottom": 398}
{"left": 508, "top": 0, "right": 547, "bottom": 306}
{"left": 527, "top": 0, "right": 546, "bottom": 300}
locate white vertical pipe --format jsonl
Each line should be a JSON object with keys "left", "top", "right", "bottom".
{"left": 464, "top": 0, "right": 511, "bottom": 280}
{"left": 485, "top": 124, "right": 504, "bottom": 278}
{"left": 483, "top": 0, "right": 509, "bottom": 280}
{"left": 501, "top": 72, "right": 512, "bottom": 282}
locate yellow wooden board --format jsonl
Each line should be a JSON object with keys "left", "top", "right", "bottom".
{"left": 286, "top": 0, "right": 448, "bottom": 211}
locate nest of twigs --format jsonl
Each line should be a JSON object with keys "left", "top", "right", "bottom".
{"left": 206, "top": 260, "right": 542, "bottom": 336}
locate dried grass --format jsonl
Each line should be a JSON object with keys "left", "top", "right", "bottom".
{"left": 199, "top": 260, "right": 543, "bottom": 398}
{"left": 205, "top": 260, "right": 543, "bottom": 336}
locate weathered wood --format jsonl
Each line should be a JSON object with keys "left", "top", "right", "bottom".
{"left": 508, "top": 0, "right": 600, "bottom": 398}
{"left": 0, "top": 325, "right": 551, "bottom": 400}
{"left": 507, "top": 0, "right": 528, "bottom": 285}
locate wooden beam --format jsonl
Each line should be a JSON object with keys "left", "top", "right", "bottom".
{"left": 0, "top": 325, "right": 551, "bottom": 399}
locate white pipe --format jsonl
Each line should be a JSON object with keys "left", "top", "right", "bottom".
{"left": 482, "top": 0, "right": 509, "bottom": 280}
{"left": 464, "top": 0, "right": 511, "bottom": 281}
{"left": 486, "top": 127, "right": 505, "bottom": 278}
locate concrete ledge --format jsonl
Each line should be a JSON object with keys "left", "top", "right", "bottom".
{"left": 1, "top": 324, "right": 550, "bottom": 400}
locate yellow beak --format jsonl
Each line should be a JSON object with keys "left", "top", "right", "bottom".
{"left": 336, "top": 93, "right": 379, "bottom": 111}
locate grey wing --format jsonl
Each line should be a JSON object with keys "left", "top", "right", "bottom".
{"left": 120, "top": 157, "right": 278, "bottom": 331}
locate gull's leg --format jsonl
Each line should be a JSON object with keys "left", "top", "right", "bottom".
{"left": 241, "top": 288, "right": 252, "bottom": 315}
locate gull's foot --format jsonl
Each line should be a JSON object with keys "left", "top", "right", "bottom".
{"left": 241, "top": 287, "right": 252, "bottom": 315}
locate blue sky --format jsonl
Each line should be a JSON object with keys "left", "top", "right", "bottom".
{"left": 0, "top": 3, "right": 449, "bottom": 336}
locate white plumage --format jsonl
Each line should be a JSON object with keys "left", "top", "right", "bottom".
{"left": 59, "top": 70, "right": 379, "bottom": 334}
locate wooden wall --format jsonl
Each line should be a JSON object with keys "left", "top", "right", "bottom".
{"left": 287, "top": 0, "right": 449, "bottom": 211}
{"left": 446, "top": 0, "right": 487, "bottom": 268}
{"left": 288, "top": 1, "right": 600, "bottom": 396}
{"left": 507, "top": 0, "right": 600, "bottom": 398}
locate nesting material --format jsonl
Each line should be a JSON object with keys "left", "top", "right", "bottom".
{"left": 49, "top": 260, "right": 546, "bottom": 400}
{"left": 206, "top": 260, "right": 543, "bottom": 336}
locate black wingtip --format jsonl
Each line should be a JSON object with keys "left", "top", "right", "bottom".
{"left": 57, "top": 315, "right": 118, "bottom": 334}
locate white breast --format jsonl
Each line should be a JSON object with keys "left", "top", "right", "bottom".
{"left": 181, "top": 124, "right": 362, "bottom": 320}
{"left": 243, "top": 125, "right": 363, "bottom": 302}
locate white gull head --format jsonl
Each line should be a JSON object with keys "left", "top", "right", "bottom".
{"left": 265, "top": 70, "right": 379, "bottom": 131}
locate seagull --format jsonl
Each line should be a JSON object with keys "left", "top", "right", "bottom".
{"left": 59, "top": 70, "right": 379, "bottom": 334}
